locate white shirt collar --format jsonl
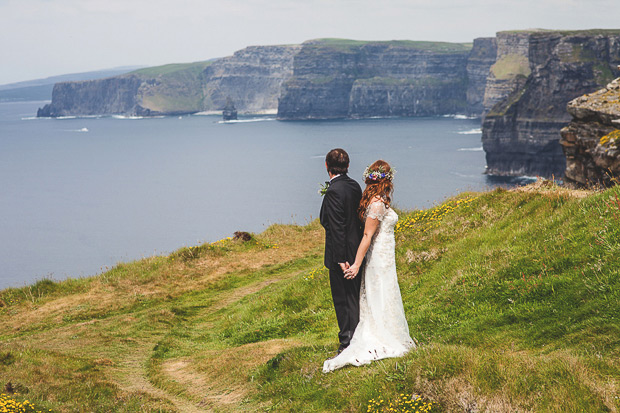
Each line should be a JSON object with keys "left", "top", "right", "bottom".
{"left": 329, "top": 174, "right": 341, "bottom": 182}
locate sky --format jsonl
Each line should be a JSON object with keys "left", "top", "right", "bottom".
{"left": 1, "top": 0, "right": 619, "bottom": 85}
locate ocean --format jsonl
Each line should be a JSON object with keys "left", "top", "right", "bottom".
{"left": 0, "top": 100, "right": 530, "bottom": 289}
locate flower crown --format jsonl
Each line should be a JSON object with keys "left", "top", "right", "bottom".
{"left": 363, "top": 165, "right": 395, "bottom": 181}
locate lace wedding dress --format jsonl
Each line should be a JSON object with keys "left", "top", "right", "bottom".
{"left": 323, "top": 201, "right": 416, "bottom": 373}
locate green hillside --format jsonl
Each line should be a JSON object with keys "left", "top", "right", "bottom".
{"left": 1, "top": 182, "right": 619, "bottom": 412}
{"left": 126, "top": 61, "right": 214, "bottom": 114}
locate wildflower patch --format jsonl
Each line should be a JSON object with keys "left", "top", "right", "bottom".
{"left": 395, "top": 197, "right": 477, "bottom": 235}
{"left": 367, "top": 393, "right": 438, "bottom": 412}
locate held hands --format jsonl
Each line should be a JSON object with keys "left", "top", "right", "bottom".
{"left": 343, "top": 262, "right": 360, "bottom": 279}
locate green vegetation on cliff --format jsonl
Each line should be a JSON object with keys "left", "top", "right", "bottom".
{"left": 310, "top": 38, "right": 472, "bottom": 53}
{"left": 126, "top": 61, "right": 214, "bottom": 114}
{"left": 1, "top": 183, "right": 619, "bottom": 411}
{"left": 489, "top": 54, "right": 531, "bottom": 80}
{"left": 130, "top": 61, "right": 213, "bottom": 78}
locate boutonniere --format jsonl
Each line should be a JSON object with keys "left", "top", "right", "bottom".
{"left": 319, "top": 181, "right": 330, "bottom": 196}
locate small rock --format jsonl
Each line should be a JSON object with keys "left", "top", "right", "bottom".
{"left": 233, "top": 231, "right": 252, "bottom": 242}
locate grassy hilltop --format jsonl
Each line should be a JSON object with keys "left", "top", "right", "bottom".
{"left": 1, "top": 182, "right": 620, "bottom": 412}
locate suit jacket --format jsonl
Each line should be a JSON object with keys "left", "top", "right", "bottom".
{"left": 320, "top": 174, "right": 364, "bottom": 271}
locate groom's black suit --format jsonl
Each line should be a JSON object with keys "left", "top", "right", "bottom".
{"left": 320, "top": 174, "right": 363, "bottom": 349}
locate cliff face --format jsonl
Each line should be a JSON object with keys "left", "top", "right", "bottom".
{"left": 466, "top": 37, "right": 498, "bottom": 114}
{"left": 560, "top": 77, "right": 620, "bottom": 186}
{"left": 201, "top": 45, "right": 300, "bottom": 113}
{"left": 482, "top": 30, "right": 620, "bottom": 178}
{"left": 38, "top": 62, "right": 209, "bottom": 117}
{"left": 482, "top": 33, "right": 531, "bottom": 111}
{"left": 37, "top": 46, "right": 299, "bottom": 117}
{"left": 37, "top": 76, "right": 145, "bottom": 117}
{"left": 277, "top": 40, "right": 474, "bottom": 120}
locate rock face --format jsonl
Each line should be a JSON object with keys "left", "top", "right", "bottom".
{"left": 38, "top": 76, "right": 146, "bottom": 117}
{"left": 38, "top": 62, "right": 209, "bottom": 117}
{"left": 222, "top": 97, "right": 238, "bottom": 121}
{"left": 202, "top": 45, "right": 301, "bottom": 113}
{"left": 482, "top": 30, "right": 620, "bottom": 178}
{"left": 560, "top": 77, "right": 620, "bottom": 186}
{"left": 37, "top": 45, "right": 300, "bottom": 117}
{"left": 277, "top": 39, "right": 475, "bottom": 120}
{"left": 466, "top": 37, "right": 498, "bottom": 115}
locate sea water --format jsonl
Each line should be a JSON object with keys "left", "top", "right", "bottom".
{"left": 0, "top": 101, "right": 531, "bottom": 289}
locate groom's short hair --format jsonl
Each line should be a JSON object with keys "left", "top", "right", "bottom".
{"left": 326, "top": 148, "right": 349, "bottom": 175}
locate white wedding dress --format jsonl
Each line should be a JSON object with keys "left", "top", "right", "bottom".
{"left": 323, "top": 201, "right": 416, "bottom": 373}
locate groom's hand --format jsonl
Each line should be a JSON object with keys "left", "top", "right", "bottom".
{"left": 339, "top": 262, "right": 349, "bottom": 273}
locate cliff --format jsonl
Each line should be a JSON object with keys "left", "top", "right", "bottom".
{"left": 201, "top": 45, "right": 300, "bottom": 113}
{"left": 466, "top": 37, "right": 498, "bottom": 115}
{"left": 560, "top": 76, "right": 620, "bottom": 186}
{"left": 37, "top": 45, "right": 300, "bottom": 117}
{"left": 482, "top": 30, "right": 620, "bottom": 178}
{"left": 277, "top": 39, "right": 474, "bottom": 120}
{"left": 38, "top": 61, "right": 211, "bottom": 117}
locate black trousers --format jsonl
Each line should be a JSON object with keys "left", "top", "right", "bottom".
{"left": 329, "top": 267, "right": 361, "bottom": 348}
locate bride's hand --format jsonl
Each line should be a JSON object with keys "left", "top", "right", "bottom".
{"left": 344, "top": 263, "right": 360, "bottom": 279}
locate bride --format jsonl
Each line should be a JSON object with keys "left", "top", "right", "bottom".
{"left": 323, "top": 160, "right": 415, "bottom": 373}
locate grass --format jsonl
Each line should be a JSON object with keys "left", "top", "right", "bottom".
{"left": 130, "top": 61, "right": 213, "bottom": 78}
{"left": 489, "top": 54, "right": 531, "bottom": 81}
{"left": 498, "top": 29, "right": 620, "bottom": 36}
{"left": 1, "top": 182, "right": 620, "bottom": 411}
{"left": 308, "top": 38, "right": 472, "bottom": 53}
{"left": 121, "top": 61, "right": 215, "bottom": 114}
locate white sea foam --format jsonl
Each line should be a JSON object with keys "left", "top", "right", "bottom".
{"left": 457, "top": 147, "right": 484, "bottom": 152}
{"left": 443, "top": 114, "right": 478, "bottom": 120}
{"left": 454, "top": 114, "right": 477, "bottom": 120}
{"left": 74, "top": 128, "right": 89, "bottom": 133}
{"left": 451, "top": 172, "right": 478, "bottom": 178}
{"left": 111, "top": 115, "right": 164, "bottom": 120}
{"left": 193, "top": 111, "right": 221, "bottom": 116}
{"left": 112, "top": 115, "right": 145, "bottom": 120}
{"left": 21, "top": 116, "right": 45, "bottom": 120}
{"left": 217, "top": 118, "right": 276, "bottom": 124}
{"left": 55, "top": 116, "right": 78, "bottom": 120}
{"left": 457, "top": 128, "right": 482, "bottom": 135}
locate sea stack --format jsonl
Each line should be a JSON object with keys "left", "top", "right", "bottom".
{"left": 222, "top": 97, "right": 238, "bottom": 121}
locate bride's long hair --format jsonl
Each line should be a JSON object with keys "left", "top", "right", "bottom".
{"left": 358, "top": 160, "right": 394, "bottom": 221}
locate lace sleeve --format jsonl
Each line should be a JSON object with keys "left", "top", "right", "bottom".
{"left": 366, "top": 201, "right": 387, "bottom": 221}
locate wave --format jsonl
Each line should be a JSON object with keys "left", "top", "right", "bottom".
{"left": 67, "top": 127, "right": 89, "bottom": 133}
{"left": 442, "top": 114, "right": 478, "bottom": 120}
{"left": 457, "top": 147, "right": 484, "bottom": 152}
{"left": 217, "top": 118, "right": 276, "bottom": 124}
{"left": 193, "top": 111, "right": 221, "bottom": 116}
{"left": 457, "top": 128, "right": 482, "bottom": 135}
{"left": 112, "top": 115, "right": 144, "bottom": 120}
{"left": 111, "top": 115, "right": 165, "bottom": 120}
{"left": 451, "top": 172, "right": 479, "bottom": 178}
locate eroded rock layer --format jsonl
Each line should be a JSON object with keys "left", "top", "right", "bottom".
{"left": 482, "top": 30, "right": 620, "bottom": 178}
{"left": 277, "top": 39, "right": 475, "bottom": 120}
{"left": 560, "top": 77, "right": 620, "bottom": 186}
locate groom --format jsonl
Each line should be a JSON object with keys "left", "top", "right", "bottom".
{"left": 320, "top": 148, "right": 363, "bottom": 353}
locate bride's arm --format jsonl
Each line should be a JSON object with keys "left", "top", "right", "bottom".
{"left": 344, "top": 216, "right": 379, "bottom": 279}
